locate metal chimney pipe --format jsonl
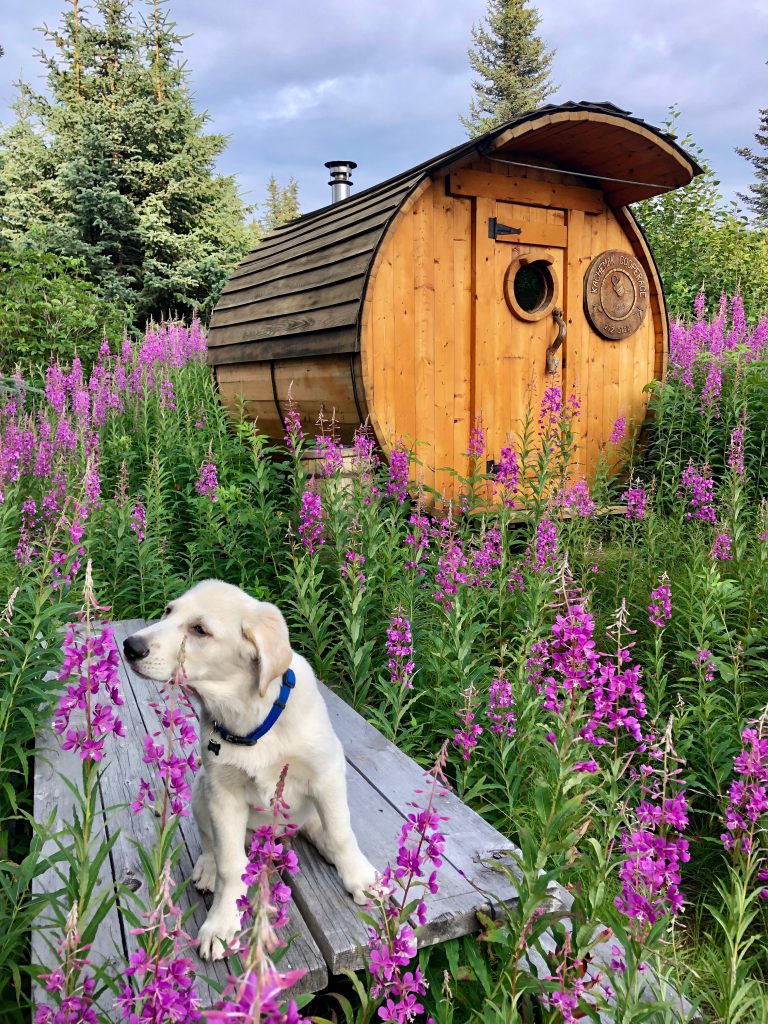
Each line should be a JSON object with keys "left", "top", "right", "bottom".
{"left": 325, "top": 160, "right": 357, "bottom": 203}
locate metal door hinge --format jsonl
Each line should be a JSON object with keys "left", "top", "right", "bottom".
{"left": 488, "top": 217, "right": 521, "bottom": 240}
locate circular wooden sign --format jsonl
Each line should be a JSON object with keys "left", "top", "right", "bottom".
{"left": 584, "top": 250, "right": 649, "bottom": 340}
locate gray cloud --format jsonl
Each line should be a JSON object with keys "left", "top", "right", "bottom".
{"left": 2, "top": 0, "right": 765, "bottom": 214}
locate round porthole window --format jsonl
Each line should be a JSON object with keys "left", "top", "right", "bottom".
{"left": 504, "top": 255, "right": 558, "bottom": 322}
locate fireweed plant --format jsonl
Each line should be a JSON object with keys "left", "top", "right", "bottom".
{"left": 0, "top": 299, "right": 765, "bottom": 1019}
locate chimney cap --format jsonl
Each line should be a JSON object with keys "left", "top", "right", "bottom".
{"left": 324, "top": 160, "right": 358, "bottom": 170}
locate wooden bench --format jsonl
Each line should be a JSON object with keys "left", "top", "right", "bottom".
{"left": 33, "top": 617, "right": 522, "bottom": 1009}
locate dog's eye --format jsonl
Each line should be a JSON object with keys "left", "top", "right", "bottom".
{"left": 192, "top": 624, "right": 208, "bottom": 637}
{"left": 164, "top": 605, "right": 172, "bottom": 617}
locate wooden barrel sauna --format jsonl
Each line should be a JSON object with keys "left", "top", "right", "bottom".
{"left": 208, "top": 101, "right": 701, "bottom": 500}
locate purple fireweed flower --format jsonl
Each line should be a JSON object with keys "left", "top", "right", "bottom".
{"left": 559, "top": 479, "right": 596, "bottom": 518}
{"left": 679, "top": 462, "right": 717, "bottom": 524}
{"left": 469, "top": 527, "right": 502, "bottom": 587}
{"left": 386, "top": 613, "right": 415, "bottom": 690}
{"left": 386, "top": 448, "right": 409, "bottom": 504}
{"left": 353, "top": 426, "right": 381, "bottom": 502}
{"left": 35, "top": 905, "right": 99, "bottom": 1024}
{"left": 525, "top": 518, "right": 558, "bottom": 573}
{"left": 45, "top": 364, "right": 67, "bottom": 415}
{"left": 622, "top": 484, "right": 647, "bottom": 520}
{"left": 609, "top": 417, "right": 626, "bottom": 444}
{"left": 195, "top": 461, "right": 218, "bottom": 501}
{"left": 487, "top": 673, "right": 516, "bottom": 738}
{"left": 132, "top": 673, "right": 198, "bottom": 822}
{"left": 696, "top": 647, "right": 716, "bottom": 683}
{"left": 315, "top": 434, "right": 344, "bottom": 477}
{"left": 366, "top": 759, "right": 447, "bottom": 1016}
{"left": 728, "top": 423, "right": 746, "bottom": 479}
{"left": 467, "top": 419, "right": 485, "bottom": 458}
{"left": 159, "top": 378, "right": 176, "bottom": 412}
{"left": 298, "top": 489, "right": 324, "bottom": 553}
{"left": 711, "top": 531, "right": 733, "bottom": 561}
{"left": 15, "top": 497, "right": 38, "bottom": 564}
{"left": 55, "top": 619, "right": 125, "bottom": 761}
{"left": 648, "top": 580, "right": 672, "bottom": 629}
{"left": 453, "top": 684, "right": 483, "bottom": 762}
{"left": 433, "top": 521, "right": 468, "bottom": 611}
{"left": 721, "top": 718, "right": 768, "bottom": 873}
{"left": 116, "top": 861, "right": 202, "bottom": 1023}
{"left": 404, "top": 512, "right": 430, "bottom": 573}
{"left": 341, "top": 548, "right": 366, "bottom": 587}
{"left": 130, "top": 501, "right": 146, "bottom": 543}
{"left": 283, "top": 404, "right": 305, "bottom": 453}
{"left": 615, "top": 735, "right": 690, "bottom": 933}
{"left": 494, "top": 445, "right": 519, "bottom": 506}
{"left": 700, "top": 357, "right": 723, "bottom": 415}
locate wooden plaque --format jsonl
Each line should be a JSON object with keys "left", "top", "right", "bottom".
{"left": 584, "top": 250, "right": 649, "bottom": 340}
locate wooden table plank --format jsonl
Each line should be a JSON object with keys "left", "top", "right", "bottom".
{"left": 110, "top": 619, "right": 328, "bottom": 996}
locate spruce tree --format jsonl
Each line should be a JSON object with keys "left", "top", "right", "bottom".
{"left": 461, "top": 0, "right": 556, "bottom": 138}
{"left": 260, "top": 176, "right": 300, "bottom": 233}
{"left": 0, "top": 0, "right": 250, "bottom": 322}
{"left": 736, "top": 98, "right": 768, "bottom": 222}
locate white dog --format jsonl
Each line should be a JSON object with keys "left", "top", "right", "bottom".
{"left": 123, "top": 579, "right": 377, "bottom": 961}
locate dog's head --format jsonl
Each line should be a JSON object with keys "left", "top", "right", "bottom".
{"left": 122, "top": 581, "right": 293, "bottom": 710}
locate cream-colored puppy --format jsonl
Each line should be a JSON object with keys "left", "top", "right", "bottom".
{"left": 123, "top": 579, "right": 376, "bottom": 961}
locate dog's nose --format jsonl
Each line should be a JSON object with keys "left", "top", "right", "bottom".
{"left": 123, "top": 634, "right": 149, "bottom": 661}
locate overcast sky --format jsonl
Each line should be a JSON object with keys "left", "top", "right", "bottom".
{"left": 2, "top": 1, "right": 767, "bottom": 217}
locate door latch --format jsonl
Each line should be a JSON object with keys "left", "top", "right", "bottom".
{"left": 546, "top": 308, "right": 567, "bottom": 375}
{"left": 488, "top": 217, "right": 522, "bottom": 240}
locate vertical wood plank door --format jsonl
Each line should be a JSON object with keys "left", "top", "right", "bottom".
{"left": 473, "top": 197, "right": 566, "bottom": 470}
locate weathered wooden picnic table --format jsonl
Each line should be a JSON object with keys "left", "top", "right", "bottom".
{"left": 33, "top": 618, "right": 522, "bottom": 1009}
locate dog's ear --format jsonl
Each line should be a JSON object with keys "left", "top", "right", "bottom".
{"left": 241, "top": 602, "right": 292, "bottom": 698}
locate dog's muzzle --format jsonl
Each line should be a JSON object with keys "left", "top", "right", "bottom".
{"left": 123, "top": 634, "right": 150, "bottom": 662}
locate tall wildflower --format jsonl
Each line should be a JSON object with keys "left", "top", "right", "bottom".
{"left": 647, "top": 579, "right": 672, "bottom": 629}
{"left": 209, "top": 767, "right": 305, "bottom": 1022}
{"left": 467, "top": 418, "right": 485, "bottom": 458}
{"left": 297, "top": 488, "right": 324, "bottom": 553}
{"left": 679, "top": 462, "right": 717, "bottom": 523}
{"left": 615, "top": 727, "right": 690, "bottom": 932}
{"left": 728, "top": 423, "right": 746, "bottom": 479}
{"left": 195, "top": 459, "right": 218, "bottom": 501}
{"left": 315, "top": 434, "right": 344, "bottom": 477}
{"left": 487, "top": 672, "right": 516, "bottom": 738}
{"left": 35, "top": 904, "right": 98, "bottom": 1024}
{"left": 432, "top": 516, "right": 468, "bottom": 611}
{"left": 622, "top": 483, "right": 647, "bottom": 520}
{"left": 469, "top": 526, "right": 502, "bottom": 587}
{"left": 283, "top": 400, "right": 305, "bottom": 454}
{"left": 129, "top": 501, "right": 146, "bottom": 544}
{"left": 721, "top": 713, "right": 768, "bottom": 900}
{"left": 525, "top": 518, "right": 558, "bottom": 573}
{"left": 55, "top": 567, "right": 125, "bottom": 762}
{"left": 494, "top": 445, "right": 519, "bottom": 506}
{"left": 115, "top": 861, "right": 201, "bottom": 1023}
{"left": 131, "top": 656, "right": 198, "bottom": 825}
{"left": 386, "top": 612, "right": 415, "bottom": 690}
{"left": 558, "top": 479, "right": 596, "bottom": 518}
{"left": 365, "top": 751, "right": 448, "bottom": 1022}
{"left": 386, "top": 448, "right": 410, "bottom": 504}
{"left": 608, "top": 417, "right": 626, "bottom": 445}
{"left": 404, "top": 511, "right": 430, "bottom": 574}
{"left": 453, "top": 682, "right": 483, "bottom": 762}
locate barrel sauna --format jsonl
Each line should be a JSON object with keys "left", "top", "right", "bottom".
{"left": 208, "top": 101, "right": 700, "bottom": 499}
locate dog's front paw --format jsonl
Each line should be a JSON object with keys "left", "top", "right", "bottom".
{"left": 191, "top": 853, "right": 216, "bottom": 893}
{"left": 198, "top": 909, "right": 241, "bottom": 961}
{"left": 340, "top": 856, "right": 378, "bottom": 905}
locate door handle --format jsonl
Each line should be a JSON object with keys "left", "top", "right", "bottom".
{"left": 546, "top": 308, "right": 566, "bottom": 375}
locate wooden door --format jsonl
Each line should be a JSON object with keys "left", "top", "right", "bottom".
{"left": 473, "top": 197, "right": 567, "bottom": 469}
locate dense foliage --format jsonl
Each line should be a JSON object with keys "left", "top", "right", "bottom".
{"left": 634, "top": 110, "right": 768, "bottom": 322}
{"left": 462, "top": 0, "right": 556, "bottom": 137}
{"left": 0, "top": 249, "right": 127, "bottom": 372}
{"left": 737, "top": 95, "right": 768, "bottom": 222}
{"left": 0, "top": 0, "right": 250, "bottom": 324}
{"left": 0, "top": 302, "right": 767, "bottom": 1022}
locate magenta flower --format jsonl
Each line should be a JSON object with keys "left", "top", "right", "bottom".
{"left": 622, "top": 484, "right": 647, "bottom": 520}
{"left": 487, "top": 673, "right": 516, "bottom": 738}
{"left": 559, "top": 479, "right": 596, "bottom": 518}
{"left": 386, "top": 613, "right": 415, "bottom": 690}
{"left": 453, "top": 684, "right": 483, "bottom": 762}
{"left": 315, "top": 434, "right": 344, "bottom": 477}
{"left": 494, "top": 445, "right": 519, "bottom": 505}
{"left": 433, "top": 524, "right": 468, "bottom": 612}
{"left": 609, "top": 416, "right": 626, "bottom": 444}
{"left": 298, "top": 489, "right": 324, "bottom": 553}
{"left": 679, "top": 462, "right": 717, "bottom": 524}
{"left": 721, "top": 720, "right": 768, "bottom": 856}
{"left": 129, "top": 501, "right": 146, "bottom": 543}
{"left": 55, "top": 621, "right": 125, "bottom": 762}
{"left": 283, "top": 404, "right": 305, "bottom": 453}
{"left": 525, "top": 518, "right": 558, "bottom": 573}
{"left": 133, "top": 684, "right": 198, "bottom": 821}
{"left": 469, "top": 527, "right": 502, "bottom": 587}
{"left": 711, "top": 531, "right": 733, "bottom": 561}
{"left": 341, "top": 548, "right": 366, "bottom": 586}
{"left": 404, "top": 513, "right": 430, "bottom": 574}
{"left": 386, "top": 448, "right": 409, "bottom": 504}
{"left": 195, "top": 461, "right": 218, "bottom": 500}
{"left": 728, "top": 423, "right": 746, "bottom": 479}
{"left": 648, "top": 581, "right": 672, "bottom": 628}
{"left": 696, "top": 647, "right": 716, "bottom": 683}
{"left": 467, "top": 419, "right": 485, "bottom": 458}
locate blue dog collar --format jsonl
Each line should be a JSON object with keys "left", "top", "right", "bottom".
{"left": 208, "top": 668, "right": 296, "bottom": 755}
